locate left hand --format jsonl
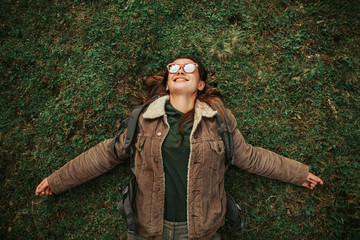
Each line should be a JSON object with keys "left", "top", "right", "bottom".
{"left": 302, "top": 173, "right": 323, "bottom": 190}
{"left": 35, "top": 178, "right": 53, "bottom": 195}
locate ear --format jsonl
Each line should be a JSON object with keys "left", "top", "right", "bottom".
{"left": 198, "top": 80, "right": 205, "bottom": 91}
{"left": 166, "top": 83, "right": 169, "bottom": 91}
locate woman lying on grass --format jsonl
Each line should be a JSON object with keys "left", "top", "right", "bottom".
{"left": 36, "top": 55, "right": 323, "bottom": 240}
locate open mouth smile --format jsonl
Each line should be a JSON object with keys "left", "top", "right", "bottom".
{"left": 174, "top": 77, "right": 189, "bottom": 82}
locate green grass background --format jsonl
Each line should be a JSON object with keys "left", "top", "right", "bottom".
{"left": 1, "top": 0, "right": 359, "bottom": 239}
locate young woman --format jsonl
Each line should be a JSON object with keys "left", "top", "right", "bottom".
{"left": 36, "top": 56, "right": 323, "bottom": 240}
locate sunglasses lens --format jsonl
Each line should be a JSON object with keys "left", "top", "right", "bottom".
{"left": 184, "top": 64, "right": 196, "bottom": 73}
{"left": 168, "top": 64, "right": 180, "bottom": 73}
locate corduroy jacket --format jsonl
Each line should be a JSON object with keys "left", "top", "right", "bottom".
{"left": 48, "top": 95, "right": 309, "bottom": 240}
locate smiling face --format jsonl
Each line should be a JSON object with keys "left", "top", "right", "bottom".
{"left": 166, "top": 58, "right": 205, "bottom": 96}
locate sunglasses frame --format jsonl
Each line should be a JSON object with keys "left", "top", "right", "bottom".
{"left": 166, "top": 63, "right": 199, "bottom": 74}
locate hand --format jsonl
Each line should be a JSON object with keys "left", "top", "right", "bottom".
{"left": 302, "top": 173, "right": 323, "bottom": 190}
{"left": 35, "top": 178, "right": 53, "bottom": 195}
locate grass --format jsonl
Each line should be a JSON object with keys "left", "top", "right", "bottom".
{"left": 1, "top": 0, "right": 359, "bottom": 239}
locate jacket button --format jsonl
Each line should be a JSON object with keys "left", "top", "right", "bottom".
{"left": 157, "top": 132, "right": 162, "bottom": 136}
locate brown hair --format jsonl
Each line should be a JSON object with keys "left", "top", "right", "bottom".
{"left": 145, "top": 56, "right": 226, "bottom": 146}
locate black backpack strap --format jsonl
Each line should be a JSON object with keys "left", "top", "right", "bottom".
{"left": 112, "top": 95, "right": 161, "bottom": 171}
{"left": 210, "top": 104, "right": 234, "bottom": 169}
{"left": 210, "top": 104, "right": 244, "bottom": 235}
{"left": 225, "top": 116, "right": 234, "bottom": 167}
{"left": 123, "top": 106, "right": 144, "bottom": 174}
{"left": 113, "top": 104, "right": 146, "bottom": 232}
{"left": 112, "top": 117, "right": 130, "bottom": 162}
{"left": 124, "top": 107, "right": 144, "bottom": 150}
{"left": 114, "top": 95, "right": 161, "bottom": 233}
{"left": 118, "top": 176, "right": 137, "bottom": 233}
{"left": 111, "top": 104, "right": 147, "bottom": 173}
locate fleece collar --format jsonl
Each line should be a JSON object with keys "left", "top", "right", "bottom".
{"left": 143, "top": 95, "right": 217, "bottom": 126}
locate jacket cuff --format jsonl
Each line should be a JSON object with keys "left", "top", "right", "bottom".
{"left": 293, "top": 163, "right": 309, "bottom": 186}
{"left": 47, "top": 170, "right": 66, "bottom": 194}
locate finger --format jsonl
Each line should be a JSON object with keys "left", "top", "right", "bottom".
{"left": 308, "top": 173, "right": 324, "bottom": 185}
{"left": 318, "top": 178, "right": 324, "bottom": 185}
{"left": 46, "top": 188, "right": 53, "bottom": 195}
{"left": 312, "top": 177, "right": 323, "bottom": 185}
{"left": 35, "top": 186, "right": 43, "bottom": 194}
{"left": 307, "top": 178, "right": 319, "bottom": 185}
{"left": 305, "top": 183, "right": 314, "bottom": 190}
{"left": 302, "top": 182, "right": 311, "bottom": 189}
{"left": 36, "top": 180, "right": 46, "bottom": 192}
{"left": 309, "top": 175, "right": 321, "bottom": 183}
{"left": 36, "top": 183, "right": 43, "bottom": 192}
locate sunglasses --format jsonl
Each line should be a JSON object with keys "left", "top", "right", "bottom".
{"left": 166, "top": 63, "right": 199, "bottom": 74}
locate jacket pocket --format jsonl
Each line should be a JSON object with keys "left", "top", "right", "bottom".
{"left": 134, "top": 137, "right": 147, "bottom": 173}
{"left": 135, "top": 136, "right": 146, "bottom": 152}
{"left": 208, "top": 140, "right": 225, "bottom": 172}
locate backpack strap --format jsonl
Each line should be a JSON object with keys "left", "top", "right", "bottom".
{"left": 112, "top": 95, "right": 161, "bottom": 171}
{"left": 118, "top": 175, "right": 137, "bottom": 234}
{"left": 113, "top": 96, "right": 161, "bottom": 233}
{"left": 210, "top": 104, "right": 244, "bottom": 235}
{"left": 210, "top": 104, "right": 234, "bottom": 170}
{"left": 124, "top": 106, "right": 146, "bottom": 173}
{"left": 112, "top": 117, "right": 130, "bottom": 161}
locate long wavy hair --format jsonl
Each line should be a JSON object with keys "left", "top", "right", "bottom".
{"left": 145, "top": 55, "right": 226, "bottom": 146}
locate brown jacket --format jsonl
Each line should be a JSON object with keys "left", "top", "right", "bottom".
{"left": 48, "top": 95, "right": 309, "bottom": 240}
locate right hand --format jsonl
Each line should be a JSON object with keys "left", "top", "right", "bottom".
{"left": 35, "top": 178, "right": 53, "bottom": 195}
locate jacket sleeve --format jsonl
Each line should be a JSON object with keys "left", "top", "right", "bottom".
{"left": 226, "top": 109, "right": 309, "bottom": 186}
{"left": 47, "top": 129, "right": 129, "bottom": 194}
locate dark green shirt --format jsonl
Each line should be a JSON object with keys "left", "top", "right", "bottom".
{"left": 162, "top": 102, "right": 193, "bottom": 222}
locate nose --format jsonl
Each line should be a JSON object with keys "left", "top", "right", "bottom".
{"left": 176, "top": 67, "right": 185, "bottom": 75}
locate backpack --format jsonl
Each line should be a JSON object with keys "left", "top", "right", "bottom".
{"left": 112, "top": 96, "right": 244, "bottom": 235}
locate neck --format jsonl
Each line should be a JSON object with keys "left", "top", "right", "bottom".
{"left": 169, "top": 94, "right": 197, "bottom": 113}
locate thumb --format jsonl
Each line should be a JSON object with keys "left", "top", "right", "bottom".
{"left": 35, "top": 178, "right": 49, "bottom": 195}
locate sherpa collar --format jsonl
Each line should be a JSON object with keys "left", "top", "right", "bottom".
{"left": 142, "top": 95, "right": 218, "bottom": 125}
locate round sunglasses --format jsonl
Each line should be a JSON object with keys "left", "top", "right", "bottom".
{"left": 166, "top": 63, "right": 198, "bottom": 74}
